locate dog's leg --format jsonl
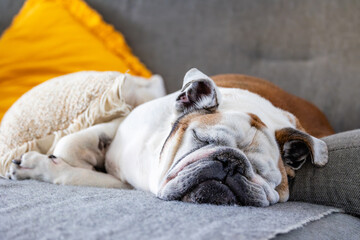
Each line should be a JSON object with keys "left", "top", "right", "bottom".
{"left": 52, "top": 118, "right": 123, "bottom": 170}
{"left": 7, "top": 151, "right": 129, "bottom": 188}
{"left": 6, "top": 118, "right": 129, "bottom": 188}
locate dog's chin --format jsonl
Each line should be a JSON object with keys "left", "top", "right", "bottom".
{"left": 181, "top": 180, "right": 237, "bottom": 205}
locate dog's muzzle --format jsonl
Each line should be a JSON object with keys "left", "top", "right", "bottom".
{"left": 157, "top": 147, "right": 272, "bottom": 207}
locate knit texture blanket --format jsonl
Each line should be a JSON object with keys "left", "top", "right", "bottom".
{"left": 0, "top": 71, "right": 164, "bottom": 176}
{"left": 0, "top": 178, "right": 342, "bottom": 240}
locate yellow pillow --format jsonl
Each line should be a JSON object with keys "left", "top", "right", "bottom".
{"left": 0, "top": 0, "right": 152, "bottom": 120}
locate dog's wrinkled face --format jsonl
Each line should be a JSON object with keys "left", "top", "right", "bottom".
{"left": 156, "top": 69, "right": 328, "bottom": 207}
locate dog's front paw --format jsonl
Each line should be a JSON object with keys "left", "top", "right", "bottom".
{"left": 6, "top": 151, "right": 58, "bottom": 182}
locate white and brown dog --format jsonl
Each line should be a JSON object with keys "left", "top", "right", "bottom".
{"left": 7, "top": 68, "right": 334, "bottom": 207}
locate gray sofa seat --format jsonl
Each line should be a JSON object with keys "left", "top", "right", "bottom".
{"left": 1, "top": 130, "right": 359, "bottom": 240}
{"left": 291, "top": 129, "right": 360, "bottom": 216}
{"left": 275, "top": 213, "right": 360, "bottom": 240}
{"left": 0, "top": 178, "right": 357, "bottom": 240}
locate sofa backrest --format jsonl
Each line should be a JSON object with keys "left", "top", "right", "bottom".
{"left": 1, "top": 0, "right": 359, "bottom": 132}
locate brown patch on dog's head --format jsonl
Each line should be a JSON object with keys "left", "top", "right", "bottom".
{"left": 284, "top": 112, "right": 306, "bottom": 132}
{"left": 166, "top": 112, "right": 221, "bottom": 141}
{"left": 248, "top": 113, "right": 267, "bottom": 129}
{"left": 159, "top": 112, "right": 222, "bottom": 168}
{"left": 193, "top": 112, "right": 221, "bottom": 126}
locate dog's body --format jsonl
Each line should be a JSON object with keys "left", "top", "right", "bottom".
{"left": 7, "top": 69, "right": 334, "bottom": 206}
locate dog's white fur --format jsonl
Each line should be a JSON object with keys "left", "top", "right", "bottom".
{"left": 7, "top": 68, "right": 328, "bottom": 206}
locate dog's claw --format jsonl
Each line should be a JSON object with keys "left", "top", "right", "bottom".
{"left": 12, "top": 159, "right": 21, "bottom": 165}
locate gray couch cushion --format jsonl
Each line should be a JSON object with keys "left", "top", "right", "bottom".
{"left": 0, "top": 0, "right": 24, "bottom": 35}
{"left": 1, "top": 0, "right": 359, "bottom": 132}
{"left": 0, "top": 178, "right": 344, "bottom": 240}
{"left": 290, "top": 130, "right": 360, "bottom": 216}
{"left": 275, "top": 213, "right": 360, "bottom": 240}
{"left": 84, "top": 0, "right": 360, "bottom": 132}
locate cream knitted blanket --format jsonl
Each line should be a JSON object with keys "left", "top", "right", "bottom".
{"left": 0, "top": 71, "right": 165, "bottom": 176}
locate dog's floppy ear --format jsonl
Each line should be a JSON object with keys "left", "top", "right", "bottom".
{"left": 275, "top": 128, "right": 328, "bottom": 170}
{"left": 175, "top": 68, "right": 222, "bottom": 114}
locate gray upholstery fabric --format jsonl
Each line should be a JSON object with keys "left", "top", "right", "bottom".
{"left": 0, "top": 178, "right": 346, "bottom": 240}
{"left": 0, "top": 0, "right": 24, "bottom": 35}
{"left": 84, "top": 0, "right": 360, "bottom": 132}
{"left": 1, "top": 0, "right": 359, "bottom": 132}
{"left": 275, "top": 213, "right": 360, "bottom": 240}
{"left": 290, "top": 130, "right": 360, "bottom": 216}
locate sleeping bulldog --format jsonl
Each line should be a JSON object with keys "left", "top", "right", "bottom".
{"left": 6, "top": 68, "right": 334, "bottom": 207}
